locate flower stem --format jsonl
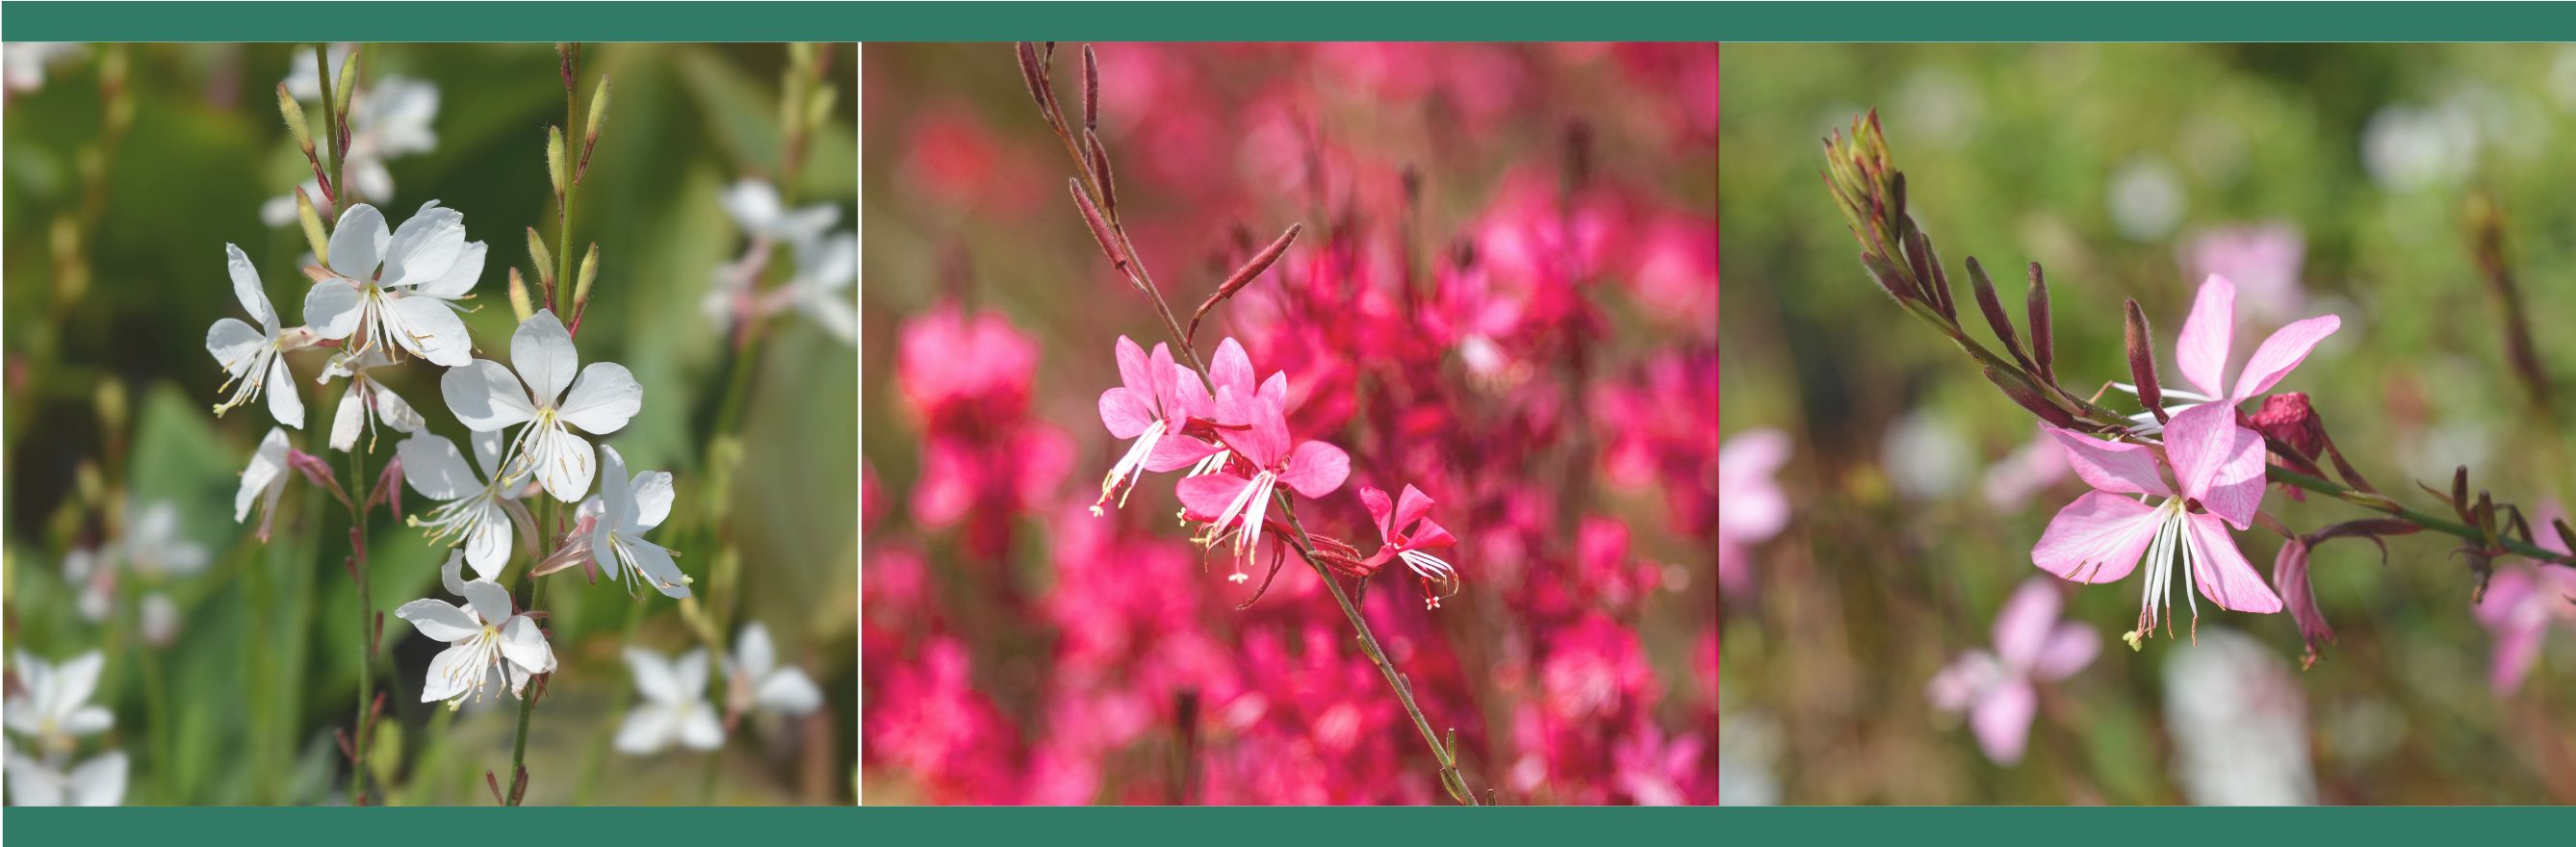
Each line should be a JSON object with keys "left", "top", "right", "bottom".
{"left": 347, "top": 446, "right": 374, "bottom": 805}
{"left": 504, "top": 572, "right": 548, "bottom": 806}
{"left": 2267, "top": 466, "right": 2575, "bottom": 566}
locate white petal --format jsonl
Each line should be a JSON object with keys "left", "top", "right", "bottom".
{"left": 265, "top": 355, "right": 304, "bottom": 429}
{"left": 673, "top": 649, "right": 711, "bottom": 696}
{"left": 556, "top": 363, "right": 641, "bottom": 435}
{"left": 373, "top": 384, "right": 425, "bottom": 434}
{"left": 734, "top": 623, "right": 777, "bottom": 679}
{"left": 463, "top": 500, "right": 510, "bottom": 580}
{"left": 535, "top": 425, "right": 595, "bottom": 503}
{"left": 624, "top": 538, "right": 690, "bottom": 599}
{"left": 630, "top": 471, "right": 674, "bottom": 531}
{"left": 755, "top": 670, "right": 823, "bottom": 716}
{"left": 440, "top": 360, "right": 536, "bottom": 431}
{"left": 302, "top": 279, "right": 365, "bottom": 340}
{"left": 441, "top": 550, "right": 469, "bottom": 596}
{"left": 677, "top": 706, "right": 725, "bottom": 750}
{"left": 613, "top": 704, "right": 676, "bottom": 755}
{"left": 223, "top": 244, "right": 274, "bottom": 326}
{"left": 413, "top": 240, "right": 484, "bottom": 299}
{"left": 510, "top": 309, "right": 579, "bottom": 406}
{"left": 205, "top": 319, "right": 266, "bottom": 379}
{"left": 58, "top": 706, "right": 115, "bottom": 738}
{"left": 385, "top": 294, "right": 473, "bottom": 368}
{"left": 236, "top": 428, "right": 290, "bottom": 522}
{"left": 53, "top": 652, "right": 105, "bottom": 715}
{"left": 498, "top": 615, "right": 554, "bottom": 675}
{"left": 329, "top": 381, "right": 365, "bottom": 451}
{"left": 380, "top": 201, "right": 465, "bottom": 288}
{"left": 398, "top": 434, "right": 481, "bottom": 501}
{"left": 471, "top": 427, "right": 507, "bottom": 481}
{"left": 65, "top": 752, "right": 126, "bottom": 807}
{"left": 460, "top": 578, "right": 514, "bottom": 626}
{"left": 625, "top": 648, "right": 680, "bottom": 704}
{"left": 5, "top": 754, "right": 65, "bottom": 806}
{"left": 396, "top": 598, "right": 480, "bottom": 643}
{"left": 418, "top": 643, "right": 475, "bottom": 703}
{"left": 328, "top": 203, "right": 390, "bottom": 278}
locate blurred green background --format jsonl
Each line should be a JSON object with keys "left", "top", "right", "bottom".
{"left": 1722, "top": 44, "right": 2576, "bottom": 804}
{"left": 3, "top": 42, "right": 855, "bottom": 805}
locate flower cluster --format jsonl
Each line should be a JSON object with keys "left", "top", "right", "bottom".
{"left": 3, "top": 652, "right": 126, "bottom": 806}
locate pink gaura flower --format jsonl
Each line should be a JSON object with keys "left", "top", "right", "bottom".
{"left": 1173, "top": 392, "right": 1348, "bottom": 584}
{"left": 1188, "top": 338, "right": 1288, "bottom": 477}
{"left": 2033, "top": 407, "right": 2282, "bottom": 643}
{"left": 2125, "top": 272, "right": 2340, "bottom": 435}
{"left": 1715, "top": 428, "right": 1790, "bottom": 596}
{"left": 1357, "top": 484, "right": 1461, "bottom": 609}
{"left": 1093, "top": 336, "right": 1220, "bottom": 515}
{"left": 2181, "top": 224, "right": 2306, "bottom": 328}
{"left": 1927, "top": 578, "right": 2099, "bottom": 764}
{"left": 2476, "top": 505, "right": 2576, "bottom": 694}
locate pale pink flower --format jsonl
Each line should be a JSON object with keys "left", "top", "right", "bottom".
{"left": 1982, "top": 426, "right": 2071, "bottom": 511}
{"left": 1091, "top": 336, "right": 1218, "bottom": 515}
{"left": 1716, "top": 428, "right": 1790, "bottom": 596}
{"left": 2476, "top": 505, "right": 2576, "bottom": 694}
{"left": 1927, "top": 578, "right": 2099, "bottom": 764}
{"left": 2182, "top": 224, "right": 2306, "bottom": 328}
{"left": 2033, "top": 408, "right": 2282, "bottom": 643}
{"left": 2124, "top": 273, "right": 2339, "bottom": 435}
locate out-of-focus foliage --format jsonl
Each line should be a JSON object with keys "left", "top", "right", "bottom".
{"left": 1722, "top": 43, "right": 2576, "bottom": 805}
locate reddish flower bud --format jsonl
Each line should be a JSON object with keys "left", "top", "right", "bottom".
{"left": 2123, "top": 299, "right": 2167, "bottom": 424}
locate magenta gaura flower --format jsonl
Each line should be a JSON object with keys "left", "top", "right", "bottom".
{"left": 1093, "top": 335, "right": 1220, "bottom": 515}
{"left": 1927, "top": 578, "right": 2099, "bottom": 764}
{"left": 1357, "top": 483, "right": 1461, "bottom": 608}
{"left": 2477, "top": 504, "right": 2576, "bottom": 694}
{"left": 2033, "top": 409, "right": 2280, "bottom": 642}
{"left": 1173, "top": 390, "right": 1349, "bottom": 583}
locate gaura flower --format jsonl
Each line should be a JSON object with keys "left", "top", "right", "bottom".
{"left": 398, "top": 429, "right": 535, "bottom": 581}
{"left": 302, "top": 201, "right": 485, "bottom": 367}
{"left": 3, "top": 651, "right": 113, "bottom": 754}
{"left": 265, "top": 71, "right": 439, "bottom": 225}
{"left": 395, "top": 552, "right": 554, "bottom": 708}
{"left": 207, "top": 244, "right": 319, "bottom": 427}
{"left": 2032, "top": 407, "right": 2282, "bottom": 645}
{"left": 1093, "top": 336, "right": 1218, "bottom": 515}
{"left": 3, "top": 749, "right": 126, "bottom": 807}
{"left": 587, "top": 444, "right": 687, "bottom": 599}
{"left": 3, "top": 42, "right": 84, "bottom": 94}
{"left": 1357, "top": 484, "right": 1462, "bottom": 608}
{"left": 2119, "top": 273, "right": 2339, "bottom": 435}
{"left": 1174, "top": 391, "right": 1348, "bottom": 583}
{"left": 726, "top": 623, "right": 824, "bottom": 719}
{"left": 1177, "top": 337, "right": 1286, "bottom": 480}
{"left": 440, "top": 309, "right": 641, "bottom": 503}
{"left": 779, "top": 230, "right": 857, "bottom": 344}
{"left": 320, "top": 347, "right": 425, "bottom": 452}
{"left": 235, "top": 427, "right": 293, "bottom": 541}
{"left": 1926, "top": 578, "right": 2099, "bottom": 764}
{"left": 2476, "top": 508, "right": 2576, "bottom": 695}
{"left": 616, "top": 647, "right": 723, "bottom": 755}
{"left": 1716, "top": 428, "right": 1790, "bottom": 596}
{"left": 720, "top": 178, "right": 839, "bottom": 245}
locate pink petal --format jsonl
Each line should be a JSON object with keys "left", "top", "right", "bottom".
{"left": 1393, "top": 484, "right": 1436, "bottom": 533}
{"left": 1970, "top": 678, "right": 2036, "bottom": 765}
{"left": 1140, "top": 431, "right": 1222, "bottom": 474}
{"left": 1210, "top": 387, "right": 1268, "bottom": 458}
{"left": 1210, "top": 337, "right": 1256, "bottom": 398}
{"left": 2029, "top": 622, "right": 2099, "bottom": 680}
{"left": 1246, "top": 397, "right": 1292, "bottom": 467}
{"left": 1358, "top": 486, "right": 1396, "bottom": 542}
{"left": 2183, "top": 511, "right": 2281, "bottom": 613}
{"left": 1174, "top": 474, "right": 1250, "bottom": 523}
{"left": 2175, "top": 273, "right": 2238, "bottom": 399}
{"left": 1146, "top": 343, "right": 1178, "bottom": 418}
{"left": 2032, "top": 491, "right": 2162, "bottom": 583}
{"left": 1113, "top": 336, "right": 1149, "bottom": 398}
{"left": 2042, "top": 426, "right": 2173, "bottom": 497}
{"left": 2229, "top": 314, "right": 2340, "bottom": 403}
{"left": 1097, "top": 387, "right": 1156, "bottom": 440}
{"left": 1258, "top": 372, "right": 1288, "bottom": 406}
{"left": 2489, "top": 617, "right": 2547, "bottom": 694}
{"left": 1171, "top": 361, "right": 1214, "bottom": 421}
{"left": 1407, "top": 518, "right": 1458, "bottom": 550}
{"left": 1277, "top": 440, "right": 1350, "bottom": 500}
{"left": 2474, "top": 568, "right": 2535, "bottom": 629}
{"left": 1925, "top": 652, "right": 1994, "bottom": 711}
{"left": 1992, "top": 578, "right": 2063, "bottom": 671}
{"left": 2164, "top": 403, "right": 2266, "bottom": 529}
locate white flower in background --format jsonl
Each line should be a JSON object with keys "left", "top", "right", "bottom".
{"left": 262, "top": 75, "right": 442, "bottom": 226}
{"left": 3, "top": 42, "right": 84, "bottom": 94}
{"left": 4, "top": 749, "right": 126, "bottom": 807}
{"left": 64, "top": 502, "right": 213, "bottom": 622}
{"left": 2163, "top": 628, "right": 2317, "bottom": 806}
{"left": 139, "top": 594, "right": 179, "bottom": 647}
{"left": 771, "top": 230, "right": 856, "bottom": 344}
{"left": 207, "top": 244, "right": 319, "bottom": 428}
{"left": 616, "top": 648, "right": 723, "bottom": 755}
{"left": 236, "top": 427, "right": 293, "bottom": 541}
{"left": 720, "top": 178, "right": 838, "bottom": 245}
{"left": 279, "top": 43, "right": 352, "bottom": 101}
{"left": 395, "top": 552, "right": 554, "bottom": 709}
{"left": 303, "top": 201, "right": 484, "bottom": 367}
{"left": 2362, "top": 102, "right": 2479, "bottom": 192}
{"left": 4, "top": 652, "right": 113, "bottom": 754}
{"left": 61, "top": 548, "right": 112, "bottom": 621}
{"left": 321, "top": 348, "right": 425, "bottom": 452}
{"left": 726, "top": 623, "right": 822, "bottom": 719}
{"left": 440, "top": 309, "right": 641, "bottom": 502}
{"left": 398, "top": 429, "right": 533, "bottom": 581}
{"left": 2107, "top": 156, "right": 2185, "bottom": 243}
{"left": 589, "top": 444, "right": 687, "bottom": 599}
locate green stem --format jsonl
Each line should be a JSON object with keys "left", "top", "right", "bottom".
{"left": 504, "top": 573, "right": 549, "bottom": 806}
{"left": 347, "top": 446, "right": 373, "bottom": 805}
{"left": 2268, "top": 466, "right": 2574, "bottom": 565}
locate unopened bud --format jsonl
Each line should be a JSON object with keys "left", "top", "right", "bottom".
{"left": 506, "top": 268, "right": 534, "bottom": 323}
{"left": 584, "top": 75, "right": 612, "bottom": 144}
{"left": 805, "top": 84, "right": 836, "bottom": 135}
{"left": 546, "top": 126, "right": 568, "bottom": 199}
{"left": 94, "top": 378, "right": 128, "bottom": 440}
{"left": 1085, "top": 129, "right": 1117, "bottom": 215}
{"left": 1015, "top": 41, "right": 1050, "bottom": 112}
{"left": 296, "top": 187, "right": 330, "bottom": 265}
{"left": 1965, "top": 256, "right": 2030, "bottom": 371}
{"left": 1069, "top": 179, "right": 1124, "bottom": 269}
{"left": 574, "top": 243, "right": 599, "bottom": 307}
{"left": 2124, "top": 299, "right": 2166, "bottom": 424}
{"left": 1080, "top": 44, "right": 1100, "bottom": 131}
{"left": 277, "top": 83, "right": 315, "bottom": 155}
{"left": 333, "top": 48, "right": 360, "bottom": 122}
{"left": 2026, "top": 262, "right": 2054, "bottom": 385}
{"left": 526, "top": 227, "right": 554, "bottom": 288}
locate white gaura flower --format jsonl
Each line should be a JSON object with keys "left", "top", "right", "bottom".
{"left": 440, "top": 309, "right": 641, "bottom": 503}
{"left": 264, "top": 73, "right": 440, "bottom": 226}
{"left": 726, "top": 623, "right": 822, "bottom": 719}
{"left": 720, "top": 178, "right": 838, "bottom": 245}
{"left": 590, "top": 444, "right": 687, "bottom": 599}
{"left": 207, "top": 244, "right": 319, "bottom": 427}
{"left": 279, "top": 43, "right": 352, "bottom": 101}
{"left": 3, "top": 651, "right": 113, "bottom": 754}
{"left": 761, "top": 230, "right": 856, "bottom": 345}
{"left": 303, "top": 201, "right": 483, "bottom": 367}
{"left": 321, "top": 348, "right": 425, "bottom": 452}
{"left": 395, "top": 552, "right": 554, "bottom": 709}
{"left": 615, "top": 648, "right": 722, "bottom": 755}
{"left": 3, "top": 42, "right": 84, "bottom": 94}
{"left": 4, "top": 750, "right": 126, "bottom": 807}
{"left": 64, "top": 503, "right": 209, "bottom": 623}
{"left": 236, "top": 427, "right": 292, "bottom": 541}
{"left": 399, "top": 429, "right": 535, "bottom": 581}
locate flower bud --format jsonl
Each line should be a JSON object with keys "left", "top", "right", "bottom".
{"left": 1984, "top": 366, "right": 2075, "bottom": 429}
{"left": 277, "top": 83, "right": 315, "bottom": 156}
{"left": 1080, "top": 44, "right": 1100, "bottom": 131}
{"left": 1085, "top": 128, "right": 1117, "bottom": 215}
{"left": 333, "top": 48, "right": 360, "bottom": 123}
{"left": 94, "top": 378, "right": 128, "bottom": 441}
{"left": 805, "top": 84, "right": 836, "bottom": 136}
{"left": 526, "top": 227, "right": 554, "bottom": 287}
{"left": 546, "top": 125, "right": 568, "bottom": 199}
{"left": 2026, "top": 262, "right": 2054, "bottom": 385}
{"left": 1069, "top": 178, "right": 1125, "bottom": 269}
{"left": 1015, "top": 41, "right": 1050, "bottom": 112}
{"left": 1964, "top": 256, "right": 2030, "bottom": 371}
{"left": 574, "top": 243, "right": 599, "bottom": 307}
{"left": 296, "top": 186, "right": 330, "bottom": 265}
{"left": 583, "top": 75, "right": 612, "bottom": 146}
{"left": 2123, "top": 299, "right": 2166, "bottom": 424}
{"left": 507, "top": 268, "right": 534, "bottom": 323}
